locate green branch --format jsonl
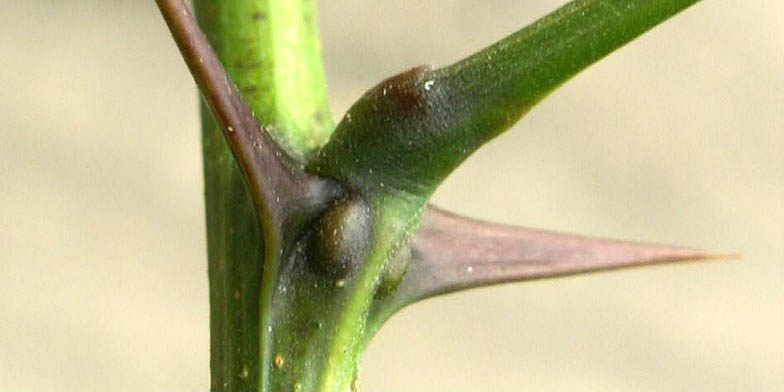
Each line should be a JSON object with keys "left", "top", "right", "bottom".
{"left": 312, "top": 0, "right": 704, "bottom": 200}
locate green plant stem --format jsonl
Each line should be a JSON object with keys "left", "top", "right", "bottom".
{"left": 191, "top": 1, "right": 332, "bottom": 391}
{"left": 195, "top": 0, "right": 333, "bottom": 160}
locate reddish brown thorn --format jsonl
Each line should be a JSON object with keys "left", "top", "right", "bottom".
{"left": 372, "top": 205, "right": 733, "bottom": 324}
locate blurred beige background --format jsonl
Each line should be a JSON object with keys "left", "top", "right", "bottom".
{"left": 1, "top": 1, "right": 782, "bottom": 391}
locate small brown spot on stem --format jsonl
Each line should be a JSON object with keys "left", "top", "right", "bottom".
{"left": 274, "top": 354, "right": 284, "bottom": 369}
{"left": 375, "top": 65, "right": 433, "bottom": 112}
{"left": 236, "top": 60, "right": 262, "bottom": 70}
{"left": 351, "top": 377, "right": 359, "bottom": 392}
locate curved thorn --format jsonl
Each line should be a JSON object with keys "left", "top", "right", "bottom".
{"left": 155, "top": 0, "right": 340, "bottom": 240}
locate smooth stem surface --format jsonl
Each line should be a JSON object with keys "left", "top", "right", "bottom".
{"left": 195, "top": 0, "right": 332, "bottom": 161}
{"left": 426, "top": 0, "right": 706, "bottom": 154}
{"left": 191, "top": 1, "right": 332, "bottom": 391}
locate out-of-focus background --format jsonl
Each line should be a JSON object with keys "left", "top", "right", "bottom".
{"left": 1, "top": 1, "right": 782, "bottom": 391}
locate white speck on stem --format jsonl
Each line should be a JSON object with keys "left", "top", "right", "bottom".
{"left": 227, "top": 126, "right": 234, "bottom": 132}
{"left": 466, "top": 266, "right": 473, "bottom": 273}
{"left": 424, "top": 80, "right": 435, "bottom": 91}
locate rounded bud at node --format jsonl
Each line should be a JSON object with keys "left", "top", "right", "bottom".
{"left": 312, "top": 197, "right": 373, "bottom": 278}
